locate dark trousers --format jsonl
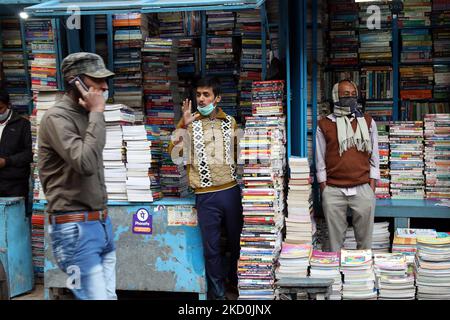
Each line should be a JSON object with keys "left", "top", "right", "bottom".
{"left": 196, "top": 185, "right": 243, "bottom": 300}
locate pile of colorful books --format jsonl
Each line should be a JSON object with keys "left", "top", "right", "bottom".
{"left": 309, "top": 250, "right": 342, "bottom": 300}
{"left": 251, "top": 81, "right": 284, "bottom": 117}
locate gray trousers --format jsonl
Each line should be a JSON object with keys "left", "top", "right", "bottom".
{"left": 322, "top": 183, "right": 376, "bottom": 252}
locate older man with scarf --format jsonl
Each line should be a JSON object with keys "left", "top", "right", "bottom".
{"left": 316, "top": 79, "right": 380, "bottom": 252}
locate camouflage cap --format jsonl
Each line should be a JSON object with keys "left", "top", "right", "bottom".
{"left": 61, "top": 52, "right": 114, "bottom": 80}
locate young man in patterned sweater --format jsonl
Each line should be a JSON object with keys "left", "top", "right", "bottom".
{"left": 169, "top": 78, "right": 242, "bottom": 300}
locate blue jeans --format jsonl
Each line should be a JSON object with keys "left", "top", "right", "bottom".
{"left": 49, "top": 215, "right": 117, "bottom": 300}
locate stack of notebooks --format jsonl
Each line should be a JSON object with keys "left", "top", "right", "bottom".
{"left": 399, "top": 0, "right": 432, "bottom": 27}
{"left": 113, "top": 13, "right": 148, "bottom": 119}
{"left": 401, "top": 101, "right": 450, "bottom": 121}
{"left": 374, "top": 253, "right": 416, "bottom": 300}
{"left": 251, "top": 81, "right": 284, "bottom": 117}
{"left": 309, "top": 250, "right": 342, "bottom": 300}
{"left": 142, "top": 37, "right": 180, "bottom": 132}
{"left": 358, "top": 1, "right": 392, "bottom": 65}
{"left": 31, "top": 206, "right": 45, "bottom": 281}
{"left": 424, "top": 114, "right": 450, "bottom": 200}
{"left": 392, "top": 228, "right": 438, "bottom": 273}
{"left": 433, "top": 65, "right": 450, "bottom": 99}
{"left": 103, "top": 104, "right": 135, "bottom": 201}
{"left": 343, "top": 221, "right": 391, "bottom": 254}
{"left": 400, "top": 65, "right": 433, "bottom": 100}
{"left": 123, "top": 125, "right": 153, "bottom": 202}
{"left": 285, "top": 157, "right": 315, "bottom": 246}
{"left": 237, "top": 10, "right": 263, "bottom": 123}
{"left": 32, "top": 91, "right": 61, "bottom": 201}
{"left": 238, "top": 116, "right": 286, "bottom": 300}
{"left": 340, "top": 249, "right": 377, "bottom": 300}
{"left": 145, "top": 125, "right": 163, "bottom": 200}
{"left": 389, "top": 122, "right": 425, "bottom": 199}
{"left": 275, "top": 243, "right": 311, "bottom": 280}
{"left": 415, "top": 236, "right": 450, "bottom": 300}
{"left": 327, "top": 0, "right": 359, "bottom": 66}
{"left": 376, "top": 124, "right": 390, "bottom": 199}
{"left": 26, "top": 18, "right": 58, "bottom": 91}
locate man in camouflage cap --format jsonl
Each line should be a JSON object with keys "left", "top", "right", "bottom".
{"left": 38, "top": 52, "right": 117, "bottom": 300}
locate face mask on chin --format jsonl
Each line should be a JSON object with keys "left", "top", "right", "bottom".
{"left": 198, "top": 99, "right": 216, "bottom": 116}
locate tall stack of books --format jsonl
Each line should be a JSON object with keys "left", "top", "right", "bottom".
{"left": 392, "top": 228, "right": 438, "bottom": 274}
{"left": 123, "top": 125, "right": 153, "bottom": 202}
{"left": 238, "top": 114, "right": 286, "bottom": 300}
{"left": 275, "top": 243, "right": 311, "bottom": 280}
{"left": 251, "top": 81, "right": 284, "bottom": 117}
{"left": 177, "top": 37, "right": 200, "bottom": 100}
{"left": 145, "top": 125, "right": 163, "bottom": 200}
{"left": 142, "top": 38, "right": 180, "bottom": 132}
{"left": 95, "top": 15, "right": 108, "bottom": 65}
{"left": 103, "top": 104, "right": 135, "bottom": 201}
{"left": 340, "top": 249, "right": 377, "bottom": 300}
{"left": 424, "top": 114, "right": 450, "bottom": 200}
{"left": 400, "top": 65, "right": 433, "bottom": 100}
{"left": 389, "top": 122, "right": 425, "bottom": 199}
{"left": 32, "top": 91, "right": 61, "bottom": 201}
{"left": 206, "top": 11, "right": 238, "bottom": 118}
{"left": 376, "top": 124, "right": 390, "bottom": 199}
{"left": 433, "top": 65, "right": 450, "bottom": 99}
{"left": 157, "top": 12, "right": 185, "bottom": 37}
{"left": 237, "top": 10, "right": 263, "bottom": 123}
{"left": 399, "top": 0, "right": 432, "bottom": 27}
{"left": 1, "top": 19, "right": 31, "bottom": 114}
{"left": 415, "top": 236, "right": 450, "bottom": 300}
{"left": 358, "top": 1, "right": 392, "bottom": 65}
{"left": 374, "top": 253, "right": 416, "bottom": 300}
{"left": 26, "top": 19, "right": 58, "bottom": 91}
{"left": 401, "top": 29, "right": 433, "bottom": 64}
{"left": 327, "top": 0, "right": 359, "bottom": 67}
{"left": 285, "top": 157, "right": 315, "bottom": 246}
{"left": 344, "top": 222, "right": 391, "bottom": 254}
{"left": 309, "top": 250, "right": 342, "bottom": 300}
{"left": 31, "top": 204, "right": 45, "bottom": 282}
{"left": 113, "top": 13, "right": 148, "bottom": 120}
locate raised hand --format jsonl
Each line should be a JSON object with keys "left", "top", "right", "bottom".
{"left": 182, "top": 99, "right": 199, "bottom": 126}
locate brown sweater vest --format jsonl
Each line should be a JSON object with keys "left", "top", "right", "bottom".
{"left": 318, "top": 114, "right": 372, "bottom": 188}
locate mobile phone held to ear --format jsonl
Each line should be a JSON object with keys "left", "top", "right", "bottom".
{"left": 69, "top": 76, "right": 89, "bottom": 93}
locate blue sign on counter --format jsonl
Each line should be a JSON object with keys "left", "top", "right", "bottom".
{"left": 132, "top": 208, "right": 152, "bottom": 235}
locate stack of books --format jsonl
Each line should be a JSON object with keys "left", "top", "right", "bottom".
{"left": 340, "top": 249, "right": 377, "bottom": 300}
{"left": 400, "top": 65, "right": 433, "bottom": 100}
{"left": 309, "top": 250, "right": 342, "bottom": 300}
{"left": 433, "top": 65, "right": 450, "bottom": 99}
{"left": 424, "top": 114, "right": 450, "bottom": 200}
{"left": 275, "top": 243, "right": 311, "bottom": 280}
{"left": 285, "top": 157, "right": 315, "bottom": 245}
{"left": 251, "top": 81, "right": 284, "bottom": 117}
{"left": 123, "top": 125, "right": 153, "bottom": 202}
{"left": 374, "top": 253, "right": 416, "bottom": 300}
{"left": 376, "top": 124, "right": 390, "bottom": 199}
{"left": 103, "top": 104, "right": 135, "bottom": 201}
{"left": 176, "top": 37, "right": 200, "bottom": 85}
{"left": 327, "top": 0, "right": 359, "bottom": 67}
{"left": 432, "top": 0, "right": 450, "bottom": 22}
{"left": 142, "top": 37, "right": 180, "bottom": 132}
{"left": 399, "top": 0, "right": 432, "bottom": 28}
{"left": 157, "top": 12, "right": 185, "bottom": 38}
{"left": 113, "top": 13, "right": 148, "bottom": 119}
{"left": 389, "top": 122, "right": 425, "bottom": 199}
{"left": 237, "top": 10, "right": 263, "bottom": 123}
{"left": 26, "top": 19, "right": 58, "bottom": 91}
{"left": 31, "top": 205, "right": 45, "bottom": 281}
{"left": 358, "top": 0, "right": 392, "bottom": 65}
{"left": 392, "top": 228, "right": 438, "bottom": 273}
{"left": 238, "top": 116, "right": 286, "bottom": 300}
{"left": 415, "top": 236, "right": 450, "bottom": 300}
{"left": 401, "top": 29, "right": 433, "bottom": 64}
{"left": 206, "top": 10, "right": 236, "bottom": 36}
{"left": 32, "top": 91, "right": 61, "bottom": 201}
{"left": 360, "top": 67, "right": 393, "bottom": 100}
{"left": 145, "top": 125, "right": 163, "bottom": 201}
{"left": 433, "top": 29, "right": 450, "bottom": 64}
{"left": 344, "top": 221, "right": 390, "bottom": 254}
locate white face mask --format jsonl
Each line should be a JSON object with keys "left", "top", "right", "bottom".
{"left": 102, "top": 90, "right": 109, "bottom": 102}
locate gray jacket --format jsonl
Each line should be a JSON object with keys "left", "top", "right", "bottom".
{"left": 38, "top": 94, "right": 107, "bottom": 213}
